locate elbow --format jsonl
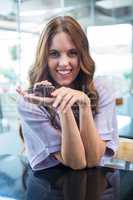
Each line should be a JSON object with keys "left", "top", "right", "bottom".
{"left": 71, "top": 160, "right": 86, "bottom": 170}
{"left": 87, "top": 161, "right": 99, "bottom": 168}
{"left": 64, "top": 159, "right": 86, "bottom": 170}
{"left": 86, "top": 145, "right": 106, "bottom": 168}
{"left": 86, "top": 154, "right": 101, "bottom": 168}
{"left": 70, "top": 162, "right": 86, "bottom": 170}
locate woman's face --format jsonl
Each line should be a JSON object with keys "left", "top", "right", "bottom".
{"left": 48, "top": 32, "right": 80, "bottom": 87}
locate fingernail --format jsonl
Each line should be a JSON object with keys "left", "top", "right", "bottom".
{"left": 51, "top": 91, "right": 55, "bottom": 96}
{"left": 53, "top": 103, "right": 56, "bottom": 108}
{"left": 57, "top": 110, "right": 60, "bottom": 114}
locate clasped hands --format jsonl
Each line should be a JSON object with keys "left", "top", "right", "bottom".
{"left": 16, "top": 80, "right": 90, "bottom": 113}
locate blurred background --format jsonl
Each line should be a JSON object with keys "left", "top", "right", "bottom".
{"left": 0, "top": 0, "right": 133, "bottom": 156}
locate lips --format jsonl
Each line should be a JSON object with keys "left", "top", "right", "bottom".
{"left": 57, "top": 69, "right": 72, "bottom": 75}
{"left": 56, "top": 68, "right": 72, "bottom": 76}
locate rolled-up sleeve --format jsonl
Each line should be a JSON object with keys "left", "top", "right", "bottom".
{"left": 17, "top": 97, "right": 61, "bottom": 171}
{"left": 94, "top": 78, "right": 119, "bottom": 165}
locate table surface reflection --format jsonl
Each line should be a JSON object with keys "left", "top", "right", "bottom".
{"left": 0, "top": 154, "right": 133, "bottom": 200}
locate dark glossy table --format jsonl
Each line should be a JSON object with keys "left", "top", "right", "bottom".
{"left": 0, "top": 154, "right": 133, "bottom": 200}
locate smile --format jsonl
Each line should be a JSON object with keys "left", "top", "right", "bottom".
{"left": 57, "top": 69, "right": 72, "bottom": 75}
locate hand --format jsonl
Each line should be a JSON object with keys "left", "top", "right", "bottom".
{"left": 16, "top": 81, "right": 55, "bottom": 106}
{"left": 51, "top": 87, "right": 90, "bottom": 113}
{"left": 33, "top": 80, "right": 52, "bottom": 90}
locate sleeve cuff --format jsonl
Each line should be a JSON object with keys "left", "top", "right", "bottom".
{"left": 30, "top": 144, "right": 61, "bottom": 171}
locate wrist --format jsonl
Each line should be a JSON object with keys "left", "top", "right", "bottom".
{"left": 79, "top": 104, "right": 91, "bottom": 112}
{"left": 79, "top": 95, "right": 91, "bottom": 109}
{"left": 58, "top": 106, "right": 72, "bottom": 116}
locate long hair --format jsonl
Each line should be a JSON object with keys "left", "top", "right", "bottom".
{"left": 28, "top": 16, "right": 99, "bottom": 128}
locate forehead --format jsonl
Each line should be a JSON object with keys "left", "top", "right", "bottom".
{"left": 49, "top": 32, "right": 76, "bottom": 50}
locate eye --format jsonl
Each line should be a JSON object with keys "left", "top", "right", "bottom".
{"left": 49, "top": 50, "right": 60, "bottom": 58}
{"left": 68, "top": 49, "right": 78, "bottom": 57}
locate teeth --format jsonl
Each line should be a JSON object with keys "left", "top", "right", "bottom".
{"left": 57, "top": 70, "right": 71, "bottom": 75}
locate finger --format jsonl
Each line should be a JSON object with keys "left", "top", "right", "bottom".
{"left": 34, "top": 80, "right": 52, "bottom": 89}
{"left": 51, "top": 87, "right": 68, "bottom": 97}
{"left": 23, "top": 94, "right": 35, "bottom": 103}
{"left": 26, "top": 95, "right": 54, "bottom": 105}
{"left": 58, "top": 93, "right": 74, "bottom": 112}
{"left": 52, "top": 91, "right": 67, "bottom": 108}
{"left": 16, "top": 87, "right": 21, "bottom": 94}
{"left": 16, "top": 86, "right": 27, "bottom": 96}
{"left": 24, "top": 94, "right": 54, "bottom": 106}
{"left": 51, "top": 88, "right": 60, "bottom": 97}
{"left": 41, "top": 80, "right": 52, "bottom": 85}
{"left": 63, "top": 96, "right": 78, "bottom": 113}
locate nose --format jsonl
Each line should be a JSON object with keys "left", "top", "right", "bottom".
{"left": 59, "top": 54, "right": 69, "bottom": 67}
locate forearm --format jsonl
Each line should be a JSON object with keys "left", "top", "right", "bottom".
{"left": 59, "top": 108, "right": 86, "bottom": 169}
{"left": 79, "top": 105, "right": 106, "bottom": 166}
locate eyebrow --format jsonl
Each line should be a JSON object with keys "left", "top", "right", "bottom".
{"left": 49, "top": 48, "right": 77, "bottom": 51}
{"left": 49, "top": 49, "right": 58, "bottom": 51}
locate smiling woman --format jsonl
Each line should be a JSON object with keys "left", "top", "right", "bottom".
{"left": 17, "top": 16, "right": 118, "bottom": 171}
{"left": 48, "top": 32, "right": 80, "bottom": 87}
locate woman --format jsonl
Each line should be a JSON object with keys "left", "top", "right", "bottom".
{"left": 17, "top": 16, "right": 118, "bottom": 171}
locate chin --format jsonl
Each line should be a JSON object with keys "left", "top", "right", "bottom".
{"left": 59, "top": 81, "right": 72, "bottom": 87}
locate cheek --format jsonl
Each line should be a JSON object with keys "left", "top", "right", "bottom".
{"left": 70, "top": 58, "right": 79, "bottom": 72}
{"left": 48, "top": 59, "right": 58, "bottom": 68}
{"left": 48, "top": 59, "right": 58, "bottom": 75}
{"left": 73, "top": 58, "right": 80, "bottom": 72}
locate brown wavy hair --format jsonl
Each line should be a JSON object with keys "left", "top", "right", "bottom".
{"left": 28, "top": 16, "right": 99, "bottom": 128}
